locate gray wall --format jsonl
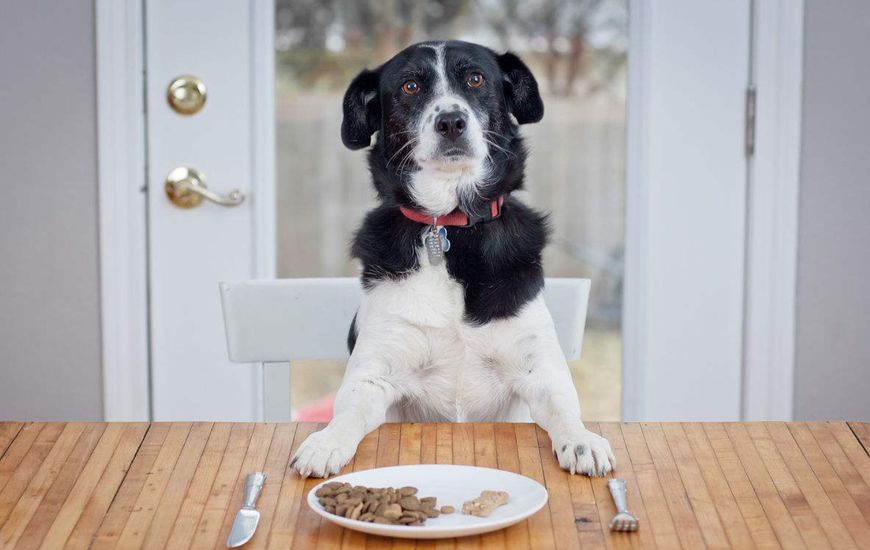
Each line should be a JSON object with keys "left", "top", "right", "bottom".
{"left": 794, "top": 1, "right": 870, "bottom": 421}
{"left": 0, "top": 0, "right": 103, "bottom": 420}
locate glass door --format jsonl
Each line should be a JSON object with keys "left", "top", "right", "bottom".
{"left": 273, "top": 0, "right": 628, "bottom": 422}
{"left": 140, "top": 0, "right": 750, "bottom": 423}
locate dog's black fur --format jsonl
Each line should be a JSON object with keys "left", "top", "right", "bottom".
{"left": 344, "top": 41, "right": 549, "bottom": 350}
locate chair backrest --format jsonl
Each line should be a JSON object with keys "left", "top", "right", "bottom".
{"left": 219, "top": 277, "right": 590, "bottom": 362}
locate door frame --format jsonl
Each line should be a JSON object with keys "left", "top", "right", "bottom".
{"left": 97, "top": 0, "right": 803, "bottom": 422}
{"left": 96, "top": 0, "right": 149, "bottom": 421}
{"left": 96, "top": 0, "right": 276, "bottom": 421}
{"left": 741, "top": 0, "right": 804, "bottom": 420}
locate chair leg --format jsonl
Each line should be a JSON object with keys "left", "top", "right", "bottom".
{"left": 262, "top": 361, "right": 291, "bottom": 422}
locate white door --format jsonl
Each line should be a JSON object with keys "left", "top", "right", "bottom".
{"left": 623, "top": 0, "right": 751, "bottom": 420}
{"left": 137, "top": 0, "right": 752, "bottom": 422}
{"left": 144, "top": 0, "right": 274, "bottom": 420}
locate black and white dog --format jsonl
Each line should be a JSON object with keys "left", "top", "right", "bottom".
{"left": 291, "top": 41, "right": 615, "bottom": 478}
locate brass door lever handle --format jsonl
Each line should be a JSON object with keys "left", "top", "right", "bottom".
{"left": 164, "top": 166, "right": 245, "bottom": 208}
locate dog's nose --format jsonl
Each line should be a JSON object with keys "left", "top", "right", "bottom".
{"left": 434, "top": 111, "right": 467, "bottom": 141}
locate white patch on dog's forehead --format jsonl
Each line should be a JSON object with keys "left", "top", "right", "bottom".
{"left": 417, "top": 42, "right": 448, "bottom": 95}
{"left": 407, "top": 42, "right": 491, "bottom": 216}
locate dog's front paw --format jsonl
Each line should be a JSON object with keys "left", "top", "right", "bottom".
{"left": 552, "top": 429, "right": 616, "bottom": 477}
{"left": 290, "top": 428, "right": 356, "bottom": 478}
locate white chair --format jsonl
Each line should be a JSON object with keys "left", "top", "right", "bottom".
{"left": 219, "top": 277, "right": 590, "bottom": 421}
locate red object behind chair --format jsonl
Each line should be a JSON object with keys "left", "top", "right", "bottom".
{"left": 293, "top": 392, "right": 335, "bottom": 422}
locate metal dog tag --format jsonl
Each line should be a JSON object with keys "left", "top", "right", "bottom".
{"left": 424, "top": 226, "right": 443, "bottom": 265}
{"left": 424, "top": 225, "right": 450, "bottom": 266}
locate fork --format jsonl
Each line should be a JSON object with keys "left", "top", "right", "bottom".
{"left": 607, "top": 479, "right": 639, "bottom": 532}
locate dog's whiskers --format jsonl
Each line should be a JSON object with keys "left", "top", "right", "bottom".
{"left": 397, "top": 146, "right": 418, "bottom": 180}
{"left": 387, "top": 138, "right": 419, "bottom": 168}
{"left": 482, "top": 129, "right": 512, "bottom": 142}
{"left": 482, "top": 131, "right": 516, "bottom": 156}
{"left": 483, "top": 137, "right": 516, "bottom": 159}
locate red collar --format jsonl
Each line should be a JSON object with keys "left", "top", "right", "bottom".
{"left": 399, "top": 195, "right": 507, "bottom": 227}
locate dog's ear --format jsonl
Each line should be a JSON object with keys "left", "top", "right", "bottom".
{"left": 496, "top": 52, "right": 544, "bottom": 124}
{"left": 341, "top": 68, "right": 382, "bottom": 150}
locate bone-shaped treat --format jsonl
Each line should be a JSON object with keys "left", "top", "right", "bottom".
{"left": 461, "top": 490, "right": 510, "bottom": 517}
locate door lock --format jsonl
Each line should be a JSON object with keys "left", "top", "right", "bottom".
{"left": 167, "top": 75, "right": 207, "bottom": 115}
{"left": 164, "top": 167, "right": 245, "bottom": 208}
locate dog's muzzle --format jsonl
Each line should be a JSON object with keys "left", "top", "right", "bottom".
{"left": 433, "top": 111, "right": 473, "bottom": 159}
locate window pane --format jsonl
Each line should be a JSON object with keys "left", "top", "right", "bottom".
{"left": 275, "top": 0, "right": 627, "bottom": 421}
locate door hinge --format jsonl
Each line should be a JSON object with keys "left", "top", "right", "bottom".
{"left": 745, "top": 85, "right": 756, "bottom": 157}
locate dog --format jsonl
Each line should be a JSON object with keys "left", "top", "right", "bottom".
{"left": 290, "top": 40, "right": 615, "bottom": 478}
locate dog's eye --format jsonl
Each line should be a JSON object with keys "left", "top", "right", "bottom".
{"left": 401, "top": 80, "right": 420, "bottom": 96}
{"left": 467, "top": 72, "right": 485, "bottom": 88}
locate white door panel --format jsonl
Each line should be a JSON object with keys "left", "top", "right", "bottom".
{"left": 146, "top": 0, "right": 271, "bottom": 420}
{"left": 624, "top": 0, "right": 750, "bottom": 420}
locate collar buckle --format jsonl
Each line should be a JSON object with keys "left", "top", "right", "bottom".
{"left": 461, "top": 195, "right": 506, "bottom": 227}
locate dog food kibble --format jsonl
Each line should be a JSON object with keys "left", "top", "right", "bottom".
{"left": 315, "top": 483, "right": 442, "bottom": 526}
{"left": 461, "top": 490, "right": 510, "bottom": 517}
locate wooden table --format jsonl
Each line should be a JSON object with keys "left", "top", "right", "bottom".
{"left": 0, "top": 422, "right": 868, "bottom": 549}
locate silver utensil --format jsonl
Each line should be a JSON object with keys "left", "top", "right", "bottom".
{"left": 227, "top": 472, "right": 266, "bottom": 547}
{"left": 607, "top": 479, "right": 639, "bottom": 532}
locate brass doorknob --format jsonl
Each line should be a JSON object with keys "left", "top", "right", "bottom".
{"left": 164, "top": 167, "right": 245, "bottom": 208}
{"left": 167, "top": 75, "right": 207, "bottom": 115}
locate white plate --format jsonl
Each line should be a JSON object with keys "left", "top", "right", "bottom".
{"left": 306, "top": 464, "right": 548, "bottom": 539}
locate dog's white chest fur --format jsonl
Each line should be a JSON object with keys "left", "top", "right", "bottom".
{"left": 353, "top": 248, "right": 539, "bottom": 423}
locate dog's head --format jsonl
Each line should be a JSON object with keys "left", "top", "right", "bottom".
{"left": 341, "top": 40, "right": 543, "bottom": 215}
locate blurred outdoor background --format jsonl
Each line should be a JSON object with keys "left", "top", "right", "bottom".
{"left": 274, "top": 0, "right": 628, "bottom": 421}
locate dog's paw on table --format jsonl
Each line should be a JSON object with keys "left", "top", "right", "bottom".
{"left": 552, "top": 429, "right": 616, "bottom": 477}
{"left": 290, "top": 428, "right": 356, "bottom": 478}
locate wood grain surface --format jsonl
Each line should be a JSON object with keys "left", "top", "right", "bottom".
{"left": 0, "top": 422, "right": 866, "bottom": 549}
